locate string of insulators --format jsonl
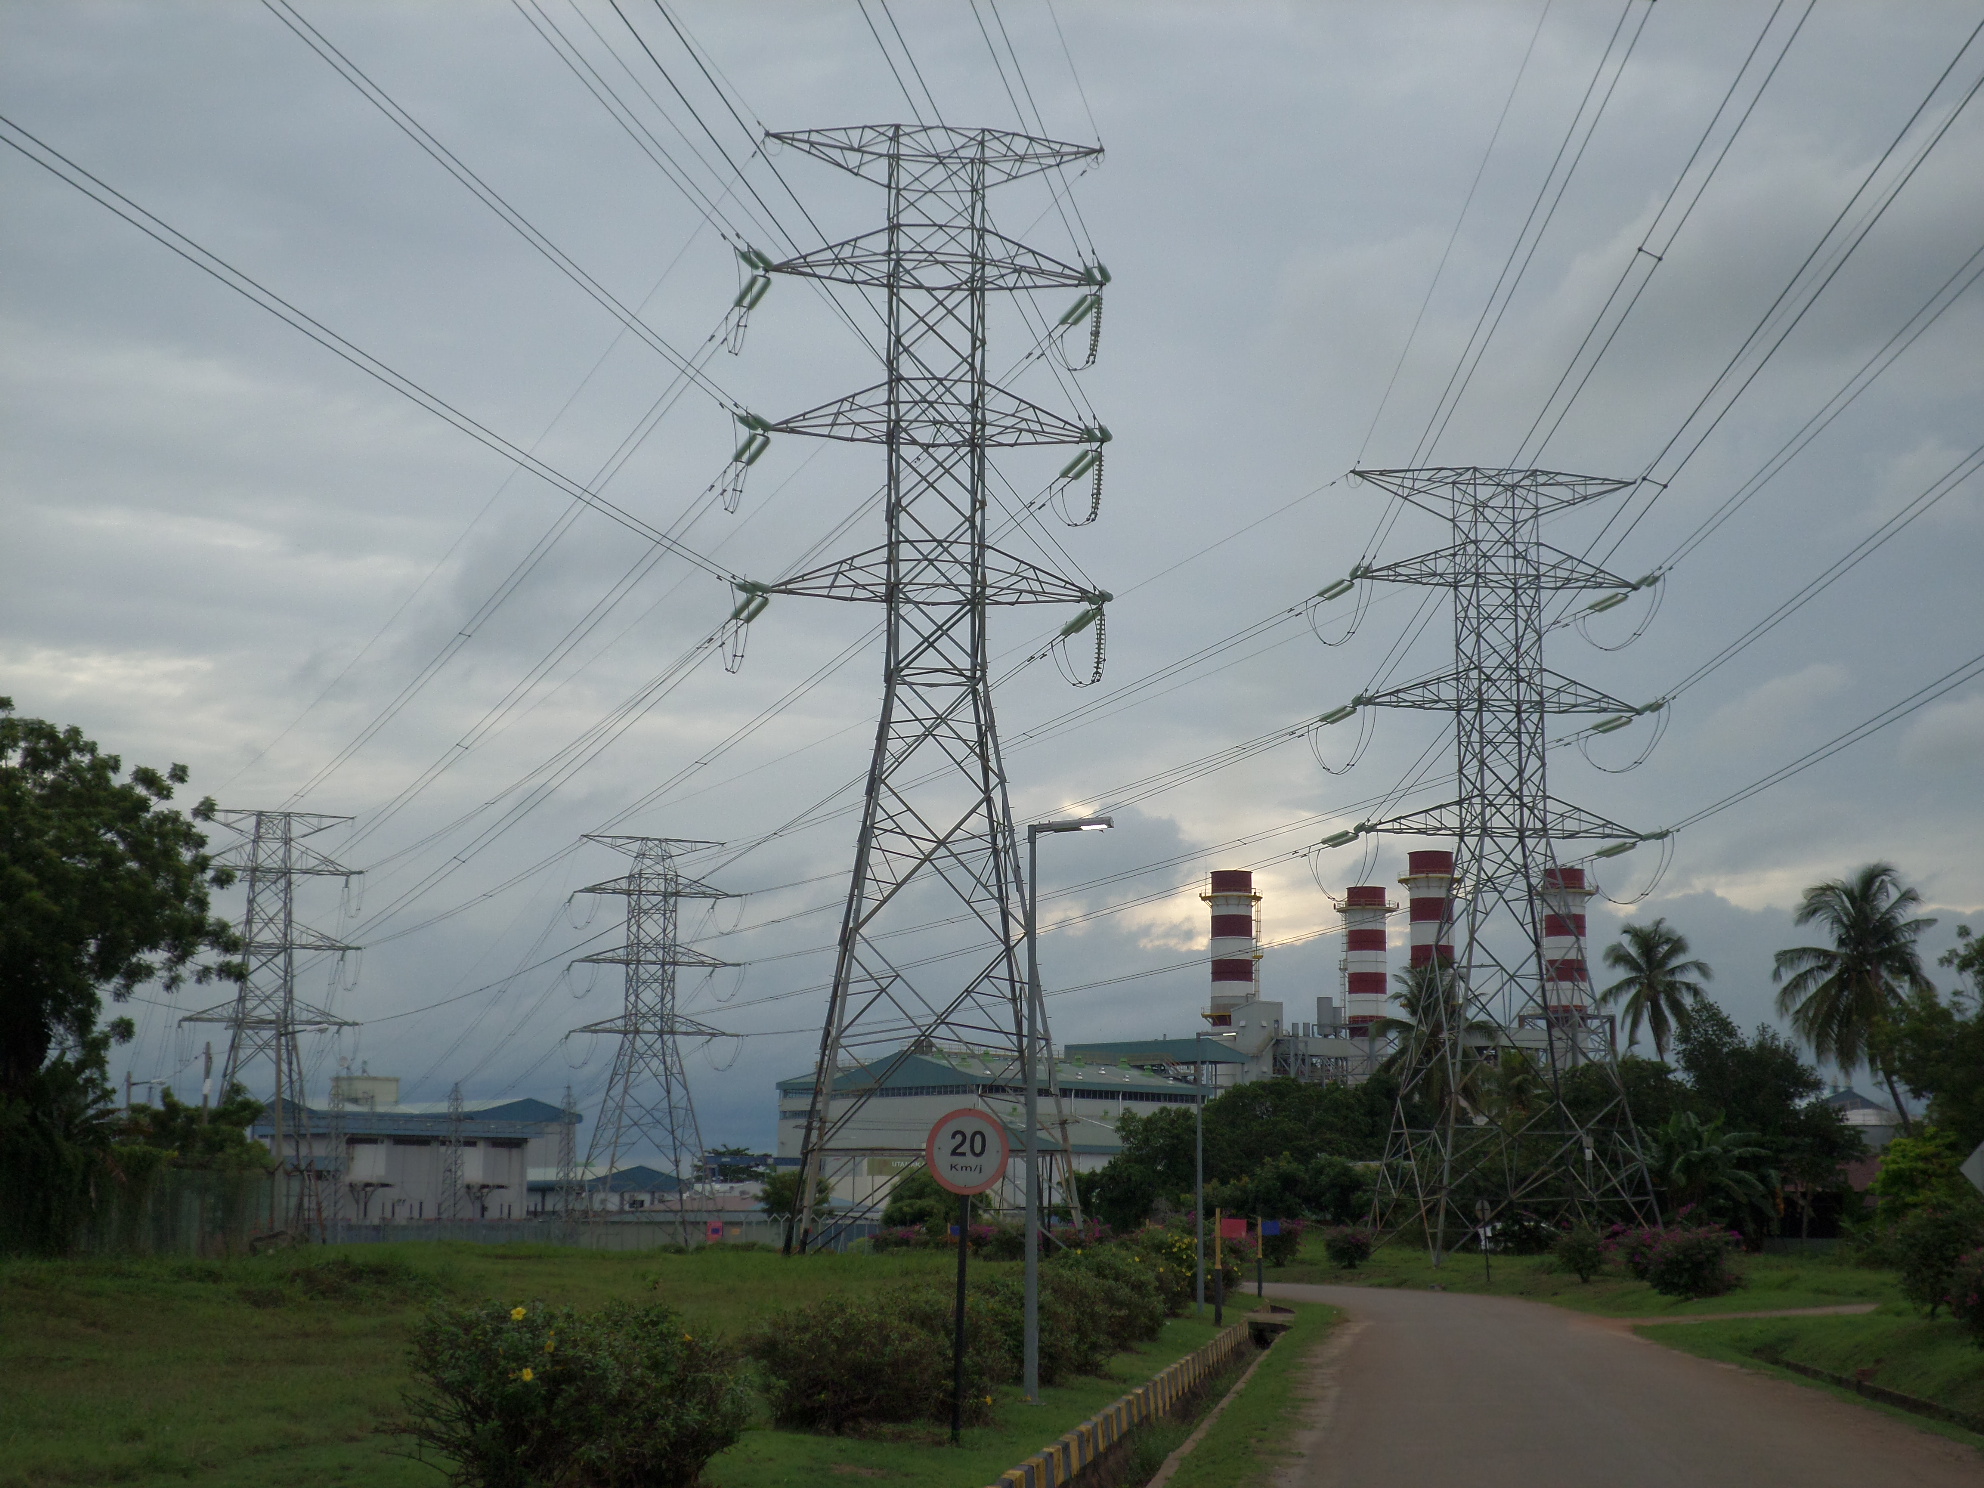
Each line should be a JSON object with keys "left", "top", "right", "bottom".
{"left": 1594, "top": 828, "right": 1670, "bottom": 859}
{"left": 724, "top": 580, "right": 771, "bottom": 673}
{"left": 1320, "top": 823, "right": 1368, "bottom": 850}
{"left": 1054, "top": 262, "right": 1109, "bottom": 370}
{"left": 1583, "top": 570, "right": 1662, "bottom": 615}
{"left": 1056, "top": 590, "right": 1111, "bottom": 686}
{"left": 719, "top": 412, "right": 774, "bottom": 513}
{"left": 1590, "top": 697, "right": 1666, "bottom": 735}
{"left": 1053, "top": 425, "right": 1112, "bottom": 526}
{"left": 1313, "top": 564, "right": 1368, "bottom": 603}
{"left": 724, "top": 246, "right": 775, "bottom": 355}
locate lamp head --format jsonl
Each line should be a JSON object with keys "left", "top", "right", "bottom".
{"left": 1030, "top": 815, "right": 1114, "bottom": 835}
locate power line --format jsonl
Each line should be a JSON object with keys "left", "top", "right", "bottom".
{"left": 0, "top": 111, "right": 738, "bottom": 583}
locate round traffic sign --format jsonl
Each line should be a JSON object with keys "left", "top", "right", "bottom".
{"left": 924, "top": 1108, "right": 1011, "bottom": 1196}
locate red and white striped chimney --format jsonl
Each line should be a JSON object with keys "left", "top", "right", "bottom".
{"left": 1538, "top": 865, "right": 1595, "bottom": 1012}
{"left": 1398, "top": 851, "right": 1456, "bottom": 970}
{"left": 1204, "top": 869, "right": 1260, "bottom": 1027}
{"left": 1340, "top": 886, "right": 1394, "bottom": 1036}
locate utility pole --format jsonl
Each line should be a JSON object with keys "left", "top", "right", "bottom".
{"left": 756, "top": 125, "right": 1112, "bottom": 1253}
{"left": 440, "top": 1082, "right": 465, "bottom": 1225}
{"left": 1346, "top": 467, "right": 1658, "bottom": 1256}
{"left": 570, "top": 836, "right": 732, "bottom": 1247}
{"left": 181, "top": 809, "right": 358, "bottom": 1234}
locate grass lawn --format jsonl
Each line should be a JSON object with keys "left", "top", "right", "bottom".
{"left": 0, "top": 1243, "right": 1226, "bottom": 1488}
{"left": 1272, "top": 1236, "right": 1900, "bottom": 1316}
{"left": 1642, "top": 1310, "right": 1984, "bottom": 1447}
{"left": 1161, "top": 1302, "right": 1338, "bottom": 1488}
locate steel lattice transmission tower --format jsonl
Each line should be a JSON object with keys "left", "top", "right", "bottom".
{"left": 182, "top": 810, "right": 358, "bottom": 1223}
{"left": 756, "top": 125, "right": 1110, "bottom": 1251}
{"left": 1346, "top": 468, "right": 1659, "bottom": 1256}
{"left": 570, "top": 836, "right": 731, "bottom": 1242}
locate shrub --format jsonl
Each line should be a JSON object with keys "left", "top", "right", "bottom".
{"left": 750, "top": 1290, "right": 1003, "bottom": 1433}
{"left": 1553, "top": 1225, "right": 1606, "bottom": 1283}
{"left": 1493, "top": 1211, "right": 1559, "bottom": 1256}
{"left": 1115, "top": 1225, "right": 1199, "bottom": 1314}
{"left": 398, "top": 1300, "right": 748, "bottom": 1488}
{"left": 1260, "top": 1219, "right": 1306, "bottom": 1268}
{"left": 1947, "top": 1249, "right": 1984, "bottom": 1348}
{"left": 975, "top": 1222, "right": 1026, "bottom": 1261}
{"left": 1642, "top": 1228, "right": 1740, "bottom": 1300}
{"left": 1892, "top": 1204, "right": 1984, "bottom": 1319}
{"left": 1051, "top": 1245, "right": 1166, "bottom": 1348}
{"left": 971, "top": 1268, "right": 1116, "bottom": 1384}
{"left": 1609, "top": 1225, "right": 1666, "bottom": 1280}
{"left": 1324, "top": 1228, "right": 1375, "bottom": 1269}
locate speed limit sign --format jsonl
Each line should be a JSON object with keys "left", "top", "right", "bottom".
{"left": 925, "top": 1108, "right": 1011, "bottom": 1195}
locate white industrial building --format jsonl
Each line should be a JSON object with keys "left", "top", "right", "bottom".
{"left": 258, "top": 1073, "right": 575, "bottom": 1223}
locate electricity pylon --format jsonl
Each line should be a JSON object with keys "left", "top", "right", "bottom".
{"left": 756, "top": 125, "right": 1111, "bottom": 1251}
{"left": 1347, "top": 468, "right": 1658, "bottom": 1257}
{"left": 570, "top": 836, "right": 731, "bottom": 1246}
{"left": 181, "top": 809, "right": 358, "bottom": 1230}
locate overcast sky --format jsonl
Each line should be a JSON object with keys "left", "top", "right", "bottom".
{"left": 5, "top": 1, "right": 1982, "bottom": 1157}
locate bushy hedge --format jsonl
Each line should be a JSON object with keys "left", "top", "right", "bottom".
{"left": 749, "top": 1289, "right": 1005, "bottom": 1433}
{"left": 398, "top": 1300, "right": 748, "bottom": 1488}
{"left": 1323, "top": 1228, "right": 1375, "bottom": 1269}
{"left": 1892, "top": 1204, "right": 1984, "bottom": 1318}
{"left": 1641, "top": 1228, "right": 1740, "bottom": 1299}
{"left": 1947, "top": 1248, "right": 1984, "bottom": 1348}
{"left": 1260, "top": 1219, "right": 1306, "bottom": 1268}
{"left": 1552, "top": 1225, "right": 1606, "bottom": 1283}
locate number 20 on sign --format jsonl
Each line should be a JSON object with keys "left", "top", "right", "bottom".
{"left": 924, "top": 1108, "right": 1011, "bottom": 1196}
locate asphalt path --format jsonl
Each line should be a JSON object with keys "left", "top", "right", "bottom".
{"left": 1262, "top": 1282, "right": 1982, "bottom": 1488}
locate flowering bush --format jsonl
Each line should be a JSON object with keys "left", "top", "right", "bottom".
{"left": 1260, "top": 1219, "right": 1306, "bottom": 1268}
{"left": 1608, "top": 1225, "right": 1667, "bottom": 1280}
{"left": 1892, "top": 1204, "right": 1984, "bottom": 1318}
{"left": 1946, "top": 1248, "right": 1984, "bottom": 1348}
{"left": 750, "top": 1290, "right": 1004, "bottom": 1433}
{"left": 1552, "top": 1225, "right": 1606, "bottom": 1283}
{"left": 1642, "top": 1227, "right": 1741, "bottom": 1300}
{"left": 1323, "top": 1228, "right": 1375, "bottom": 1270}
{"left": 397, "top": 1300, "right": 748, "bottom": 1488}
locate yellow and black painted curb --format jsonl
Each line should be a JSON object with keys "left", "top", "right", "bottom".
{"left": 986, "top": 1321, "right": 1256, "bottom": 1488}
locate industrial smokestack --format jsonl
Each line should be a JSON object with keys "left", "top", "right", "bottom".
{"left": 1203, "top": 869, "right": 1260, "bottom": 1027}
{"left": 1399, "top": 850, "right": 1456, "bottom": 971}
{"left": 1538, "top": 865, "right": 1595, "bottom": 1013}
{"left": 1339, "top": 886, "right": 1395, "bottom": 1036}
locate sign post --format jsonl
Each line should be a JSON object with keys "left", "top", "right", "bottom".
{"left": 925, "top": 1109, "right": 1011, "bottom": 1445}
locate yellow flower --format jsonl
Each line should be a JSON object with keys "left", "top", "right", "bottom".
{"left": 511, "top": 1307, "right": 527, "bottom": 1321}
{"left": 544, "top": 1340, "right": 556, "bottom": 1354}
{"left": 521, "top": 1367, "right": 536, "bottom": 1382}
{"left": 683, "top": 1333, "right": 694, "bottom": 1342}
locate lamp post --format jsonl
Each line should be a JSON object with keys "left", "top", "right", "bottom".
{"left": 1023, "top": 815, "right": 1112, "bottom": 1404}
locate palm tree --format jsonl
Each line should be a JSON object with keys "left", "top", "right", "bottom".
{"left": 1772, "top": 861, "right": 1934, "bottom": 1135}
{"left": 1598, "top": 919, "right": 1712, "bottom": 1060}
{"left": 1375, "top": 963, "right": 1494, "bottom": 1120}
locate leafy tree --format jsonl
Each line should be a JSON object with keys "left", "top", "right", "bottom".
{"left": 702, "top": 1145, "right": 770, "bottom": 1183}
{"left": 1773, "top": 862, "right": 1934, "bottom": 1134}
{"left": 1869, "top": 1128, "right": 1971, "bottom": 1219}
{"left": 758, "top": 1168, "right": 832, "bottom": 1231}
{"left": 1598, "top": 918, "right": 1711, "bottom": 1060}
{"left": 1652, "top": 1110, "right": 1777, "bottom": 1231}
{"left": 1, "top": 703, "right": 241, "bottom": 1253}
{"left": 879, "top": 1166, "right": 952, "bottom": 1229}
{"left": 1672, "top": 1001, "right": 1860, "bottom": 1232}
{"left": 1882, "top": 927, "right": 1984, "bottom": 1153}
{"left": 115, "top": 1083, "right": 267, "bottom": 1170}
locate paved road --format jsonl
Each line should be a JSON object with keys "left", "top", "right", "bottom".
{"left": 1263, "top": 1282, "right": 1982, "bottom": 1488}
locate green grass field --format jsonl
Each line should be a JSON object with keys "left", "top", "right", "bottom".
{"left": 0, "top": 1243, "right": 1243, "bottom": 1488}
{"left": 1273, "top": 1237, "right": 1900, "bottom": 1316}
{"left": 1162, "top": 1303, "right": 1338, "bottom": 1488}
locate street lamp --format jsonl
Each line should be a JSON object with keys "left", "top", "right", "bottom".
{"left": 1023, "top": 814, "right": 1112, "bottom": 1403}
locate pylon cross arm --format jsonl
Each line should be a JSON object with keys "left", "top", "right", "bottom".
{"left": 771, "top": 229, "right": 1089, "bottom": 290}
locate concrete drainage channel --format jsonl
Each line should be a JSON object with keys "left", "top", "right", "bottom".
{"left": 986, "top": 1308, "right": 1297, "bottom": 1488}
